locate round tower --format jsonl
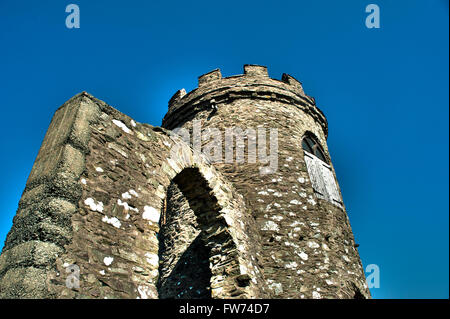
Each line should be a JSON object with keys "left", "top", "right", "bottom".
{"left": 162, "top": 65, "right": 370, "bottom": 299}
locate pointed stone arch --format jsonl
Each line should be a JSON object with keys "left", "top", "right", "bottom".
{"left": 153, "top": 138, "right": 267, "bottom": 298}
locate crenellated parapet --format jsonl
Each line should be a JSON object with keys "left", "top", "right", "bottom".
{"left": 163, "top": 65, "right": 328, "bottom": 137}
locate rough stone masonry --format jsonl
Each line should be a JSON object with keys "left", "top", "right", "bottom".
{"left": 0, "top": 65, "right": 370, "bottom": 299}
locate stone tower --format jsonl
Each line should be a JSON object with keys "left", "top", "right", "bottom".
{"left": 0, "top": 65, "right": 370, "bottom": 299}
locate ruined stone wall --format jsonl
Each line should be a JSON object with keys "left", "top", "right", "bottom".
{"left": 0, "top": 92, "right": 265, "bottom": 298}
{"left": 162, "top": 65, "right": 370, "bottom": 299}
{"left": 0, "top": 65, "right": 370, "bottom": 299}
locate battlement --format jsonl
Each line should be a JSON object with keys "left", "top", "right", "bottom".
{"left": 170, "top": 65, "right": 309, "bottom": 108}
{"left": 163, "top": 65, "right": 327, "bottom": 136}
{"left": 198, "top": 69, "right": 222, "bottom": 86}
{"left": 243, "top": 64, "right": 269, "bottom": 77}
{"left": 197, "top": 65, "right": 268, "bottom": 88}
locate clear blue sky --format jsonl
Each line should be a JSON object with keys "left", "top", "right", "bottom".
{"left": 0, "top": 1, "right": 448, "bottom": 299}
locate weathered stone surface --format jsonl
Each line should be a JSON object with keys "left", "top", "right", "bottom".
{"left": 162, "top": 65, "right": 370, "bottom": 299}
{"left": 0, "top": 66, "right": 370, "bottom": 299}
{"left": 0, "top": 267, "right": 50, "bottom": 298}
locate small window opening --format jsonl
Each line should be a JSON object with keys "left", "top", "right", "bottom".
{"left": 301, "top": 134, "right": 342, "bottom": 207}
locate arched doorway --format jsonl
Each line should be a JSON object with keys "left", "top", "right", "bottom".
{"left": 157, "top": 168, "right": 234, "bottom": 298}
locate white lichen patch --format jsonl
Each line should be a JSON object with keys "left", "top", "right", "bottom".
{"left": 145, "top": 253, "right": 159, "bottom": 267}
{"left": 239, "top": 264, "right": 249, "bottom": 275}
{"left": 112, "top": 119, "right": 132, "bottom": 134}
{"left": 121, "top": 189, "right": 138, "bottom": 200}
{"left": 130, "top": 120, "right": 137, "bottom": 127}
{"left": 84, "top": 198, "right": 104, "bottom": 213}
{"left": 290, "top": 221, "right": 303, "bottom": 227}
{"left": 149, "top": 269, "right": 159, "bottom": 279}
{"left": 297, "top": 251, "right": 309, "bottom": 261}
{"left": 257, "top": 191, "right": 269, "bottom": 195}
{"left": 312, "top": 291, "right": 321, "bottom": 299}
{"left": 129, "top": 189, "right": 138, "bottom": 197}
{"left": 121, "top": 191, "right": 132, "bottom": 200}
{"left": 284, "top": 241, "right": 299, "bottom": 248}
{"left": 80, "top": 178, "right": 87, "bottom": 185}
{"left": 342, "top": 255, "right": 351, "bottom": 262}
{"left": 95, "top": 167, "right": 104, "bottom": 173}
{"left": 290, "top": 199, "right": 301, "bottom": 205}
{"left": 103, "top": 256, "right": 114, "bottom": 266}
{"left": 99, "top": 270, "right": 106, "bottom": 275}
{"left": 307, "top": 241, "right": 320, "bottom": 249}
{"left": 142, "top": 206, "right": 160, "bottom": 223}
{"left": 307, "top": 198, "right": 317, "bottom": 206}
{"left": 102, "top": 215, "right": 122, "bottom": 229}
{"left": 261, "top": 220, "right": 279, "bottom": 231}
{"left": 117, "top": 199, "right": 139, "bottom": 212}
{"left": 267, "top": 280, "right": 283, "bottom": 295}
{"left": 297, "top": 177, "right": 305, "bottom": 183}
{"left": 271, "top": 215, "right": 283, "bottom": 221}
{"left": 273, "top": 192, "right": 282, "bottom": 197}
{"left": 285, "top": 261, "right": 298, "bottom": 269}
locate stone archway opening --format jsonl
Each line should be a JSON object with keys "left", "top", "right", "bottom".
{"left": 157, "top": 167, "right": 233, "bottom": 299}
